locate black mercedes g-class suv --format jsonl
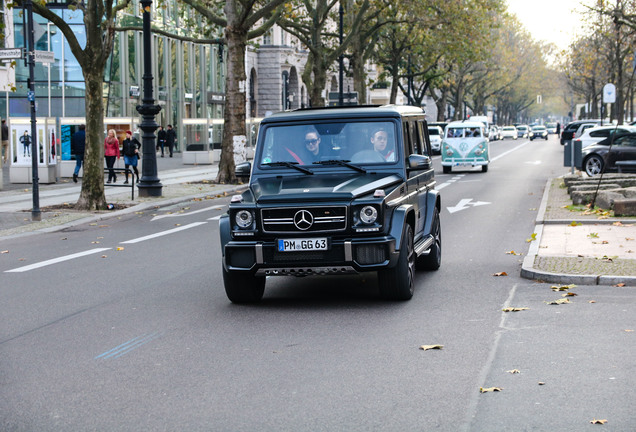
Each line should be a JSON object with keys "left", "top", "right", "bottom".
{"left": 219, "top": 105, "right": 442, "bottom": 302}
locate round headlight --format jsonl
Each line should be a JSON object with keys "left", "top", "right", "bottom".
{"left": 360, "top": 206, "right": 378, "bottom": 224}
{"left": 235, "top": 210, "right": 253, "bottom": 228}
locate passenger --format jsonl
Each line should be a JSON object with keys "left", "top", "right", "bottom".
{"left": 284, "top": 127, "right": 322, "bottom": 164}
{"left": 371, "top": 128, "right": 395, "bottom": 161}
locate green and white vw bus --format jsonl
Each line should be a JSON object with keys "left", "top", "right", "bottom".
{"left": 441, "top": 120, "right": 490, "bottom": 173}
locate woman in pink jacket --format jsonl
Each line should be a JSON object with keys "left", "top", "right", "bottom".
{"left": 104, "top": 129, "right": 120, "bottom": 183}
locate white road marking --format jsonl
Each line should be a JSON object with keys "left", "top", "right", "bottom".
{"left": 207, "top": 215, "right": 222, "bottom": 221}
{"left": 5, "top": 248, "right": 111, "bottom": 273}
{"left": 151, "top": 205, "right": 223, "bottom": 221}
{"left": 447, "top": 198, "right": 491, "bottom": 214}
{"left": 120, "top": 222, "right": 208, "bottom": 244}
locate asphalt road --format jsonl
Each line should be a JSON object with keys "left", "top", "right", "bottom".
{"left": 1, "top": 134, "right": 634, "bottom": 431}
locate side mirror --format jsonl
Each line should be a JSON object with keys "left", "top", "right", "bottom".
{"left": 408, "top": 154, "right": 432, "bottom": 170}
{"left": 235, "top": 161, "right": 251, "bottom": 179}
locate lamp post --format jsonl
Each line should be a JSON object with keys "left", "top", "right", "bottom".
{"left": 25, "top": 0, "right": 40, "bottom": 220}
{"left": 136, "top": 0, "right": 162, "bottom": 197}
{"left": 338, "top": 4, "right": 344, "bottom": 106}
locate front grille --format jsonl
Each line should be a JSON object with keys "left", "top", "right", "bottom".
{"left": 263, "top": 244, "right": 345, "bottom": 263}
{"left": 261, "top": 206, "right": 347, "bottom": 233}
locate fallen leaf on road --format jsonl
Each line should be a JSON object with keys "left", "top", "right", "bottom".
{"left": 116, "top": 247, "right": 124, "bottom": 251}
{"left": 101, "top": 255, "right": 107, "bottom": 258}
{"left": 526, "top": 233, "right": 537, "bottom": 242}
{"left": 61, "top": 237, "right": 67, "bottom": 240}
{"left": 551, "top": 284, "right": 576, "bottom": 291}
{"left": 589, "top": 300, "right": 596, "bottom": 303}
{"left": 507, "top": 369, "right": 520, "bottom": 374}
{"left": 502, "top": 307, "right": 528, "bottom": 312}
{"left": 19, "top": 258, "right": 25, "bottom": 261}
{"left": 98, "top": 225, "right": 109, "bottom": 228}
{"left": 562, "top": 292, "right": 578, "bottom": 297}
{"left": 506, "top": 250, "right": 520, "bottom": 255}
{"left": 1, "top": 250, "right": 8, "bottom": 254}
{"left": 545, "top": 298, "right": 570, "bottom": 305}
{"left": 614, "top": 283, "right": 626, "bottom": 287}
{"left": 590, "top": 419, "right": 607, "bottom": 425}
{"left": 91, "top": 241, "right": 100, "bottom": 244}
{"left": 493, "top": 272, "right": 508, "bottom": 277}
{"left": 570, "top": 221, "right": 582, "bottom": 226}
{"left": 419, "top": 345, "right": 444, "bottom": 351}
{"left": 89, "top": 223, "right": 97, "bottom": 226}
{"left": 480, "top": 387, "right": 502, "bottom": 393}
{"left": 625, "top": 329, "right": 634, "bottom": 332}
{"left": 175, "top": 223, "right": 181, "bottom": 227}
{"left": 538, "top": 382, "right": 546, "bottom": 385}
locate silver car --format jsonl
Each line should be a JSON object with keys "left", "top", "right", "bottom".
{"left": 428, "top": 126, "right": 443, "bottom": 154}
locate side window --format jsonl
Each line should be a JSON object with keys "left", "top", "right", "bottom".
{"left": 417, "top": 121, "right": 430, "bottom": 156}
{"left": 402, "top": 122, "right": 411, "bottom": 158}
{"left": 590, "top": 130, "right": 608, "bottom": 138}
{"left": 408, "top": 121, "right": 420, "bottom": 155}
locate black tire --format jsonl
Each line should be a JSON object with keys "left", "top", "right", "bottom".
{"left": 584, "top": 154, "right": 604, "bottom": 177}
{"left": 222, "top": 266, "right": 266, "bottom": 303}
{"left": 442, "top": 166, "right": 451, "bottom": 174}
{"left": 378, "top": 225, "right": 415, "bottom": 301}
{"left": 482, "top": 164, "right": 488, "bottom": 172}
{"left": 416, "top": 207, "right": 441, "bottom": 271}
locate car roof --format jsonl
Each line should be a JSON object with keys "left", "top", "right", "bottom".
{"left": 581, "top": 124, "right": 636, "bottom": 134}
{"left": 447, "top": 120, "right": 484, "bottom": 127}
{"left": 260, "top": 105, "right": 425, "bottom": 124}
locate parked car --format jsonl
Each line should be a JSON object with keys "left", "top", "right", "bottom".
{"left": 428, "top": 125, "right": 443, "bottom": 154}
{"left": 516, "top": 125, "right": 530, "bottom": 138}
{"left": 560, "top": 119, "right": 600, "bottom": 145}
{"left": 529, "top": 125, "right": 548, "bottom": 140}
{"left": 580, "top": 133, "right": 636, "bottom": 176}
{"left": 220, "top": 105, "right": 442, "bottom": 302}
{"left": 572, "top": 125, "right": 636, "bottom": 149}
{"left": 573, "top": 122, "right": 600, "bottom": 140}
{"left": 500, "top": 126, "right": 518, "bottom": 140}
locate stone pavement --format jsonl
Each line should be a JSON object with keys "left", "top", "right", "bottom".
{"left": 1, "top": 157, "right": 635, "bottom": 285}
{"left": 522, "top": 177, "right": 636, "bottom": 286}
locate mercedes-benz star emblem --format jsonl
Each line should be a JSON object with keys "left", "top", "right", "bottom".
{"left": 293, "top": 210, "right": 314, "bottom": 230}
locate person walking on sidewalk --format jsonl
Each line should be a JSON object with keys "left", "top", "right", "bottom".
{"left": 72, "top": 124, "right": 86, "bottom": 183}
{"left": 122, "top": 130, "right": 140, "bottom": 184}
{"left": 157, "top": 125, "right": 166, "bottom": 157}
{"left": 166, "top": 124, "right": 176, "bottom": 157}
{"left": 1, "top": 119, "right": 8, "bottom": 164}
{"left": 104, "top": 129, "right": 120, "bottom": 183}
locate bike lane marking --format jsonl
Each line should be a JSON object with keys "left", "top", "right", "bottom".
{"left": 120, "top": 221, "right": 207, "bottom": 244}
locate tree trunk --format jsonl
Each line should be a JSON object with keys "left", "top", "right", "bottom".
{"left": 216, "top": 10, "right": 247, "bottom": 184}
{"left": 308, "top": 61, "right": 327, "bottom": 107}
{"left": 76, "top": 66, "right": 107, "bottom": 210}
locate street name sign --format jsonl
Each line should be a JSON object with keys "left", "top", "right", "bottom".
{"left": 34, "top": 50, "right": 55, "bottom": 63}
{"left": 0, "top": 48, "right": 24, "bottom": 60}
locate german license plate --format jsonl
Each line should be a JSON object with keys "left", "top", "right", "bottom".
{"left": 277, "top": 238, "right": 328, "bottom": 252}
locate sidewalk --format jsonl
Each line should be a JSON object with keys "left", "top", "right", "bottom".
{"left": 521, "top": 177, "right": 636, "bottom": 286}
{"left": 0, "top": 152, "right": 245, "bottom": 239}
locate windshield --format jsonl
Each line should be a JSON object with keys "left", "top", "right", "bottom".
{"left": 258, "top": 120, "right": 398, "bottom": 166}
{"left": 428, "top": 128, "right": 440, "bottom": 136}
{"left": 446, "top": 127, "right": 482, "bottom": 138}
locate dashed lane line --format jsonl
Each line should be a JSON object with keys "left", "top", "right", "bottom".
{"left": 4, "top": 248, "right": 111, "bottom": 273}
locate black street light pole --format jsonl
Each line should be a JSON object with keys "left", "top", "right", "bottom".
{"left": 136, "top": 0, "right": 162, "bottom": 197}
{"left": 25, "top": 0, "right": 40, "bottom": 220}
{"left": 338, "top": 4, "right": 344, "bottom": 106}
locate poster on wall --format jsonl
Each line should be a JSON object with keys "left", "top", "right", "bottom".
{"left": 10, "top": 124, "right": 48, "bottom": 166}
{"left": 60, "top": 124, "right": 81, "bottom": 161}
{"left": 48, "top": 124, "right": 56, "bottom": 165}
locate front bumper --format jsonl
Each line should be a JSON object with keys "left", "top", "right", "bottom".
{"left": 441, "top": 157, "right": 488, "bottom": 167}
{"left": 223, "top": 236, "right": 399, "bottom": 276}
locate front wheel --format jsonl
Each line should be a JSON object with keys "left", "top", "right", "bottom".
{"left": 222, "top": 266, "right": 266, "bottom": 303}
{"left": 378, "top": 224, "right": 415, "bottom": 301}
{"left": 584, "top": 154, "right": 604, "bottom": 177}
{"left": 442, "top": 165, "right": 451, "bottom": 174}
{"left": 482, "top": 164, "right": 488, "bottom": 172}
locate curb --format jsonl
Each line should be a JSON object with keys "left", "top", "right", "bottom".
{"left": 521, "top": 178, "right": 636, "bottom": 286}
{"left": 0, "top": 184, "right": 246, "bottom": 241}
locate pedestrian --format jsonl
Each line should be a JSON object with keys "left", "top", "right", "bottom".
{"left": 165, "top": 124, "right": 176, "bottom": 157}
{"left": 104, "top": 129, "right": 120, "bottom": 183}
{"left": 556, "top": 122, "right": 561, "bottom": 137}
{"left": 157, "top": 125, "right": 166, "bottom": 157}
{"left": 121, "top": 130, "right": 140, "bottom": 184}
{"left": 20, "top": 131, "right": 31, "bottom": 157}
{"left": 72, "top": 124, "right": 86, "bottom": 183}
{"left": 1, "top": 119, "right": 8, "bottom": 164}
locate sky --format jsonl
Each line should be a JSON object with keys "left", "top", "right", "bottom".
{"left": 505, "top": 0, "right": 588, "bottom": 51}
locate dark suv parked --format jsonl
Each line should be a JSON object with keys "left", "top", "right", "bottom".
{"left": 219, "top": 105, "right": 442, "bottom": 303}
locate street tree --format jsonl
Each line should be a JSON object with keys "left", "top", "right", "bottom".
{"left": 181, "top": 0, "right": 287, "bottom": 183}
{"left": 13, "top": 0, "right": 129, "bottom": 210}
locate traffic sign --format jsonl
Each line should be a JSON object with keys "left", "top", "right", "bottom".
{"left": 0, "top": 48, "right": 24, "bottom": 60}
{"left": 603, "top": 83, "right": 616, "bottom": 103}
{"left": 34, "top": 50, "right": 55, "bottom": 63}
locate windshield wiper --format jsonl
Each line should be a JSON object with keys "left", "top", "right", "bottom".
{"left": 262, "top": 161, "right": 314, "bottom": 175}
{"left": 313, "top": 159, "right": 367, "bottom": 173}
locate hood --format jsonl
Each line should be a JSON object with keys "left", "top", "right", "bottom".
{"left": 251, "top": 172, "right": 402, "bottom": 203}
